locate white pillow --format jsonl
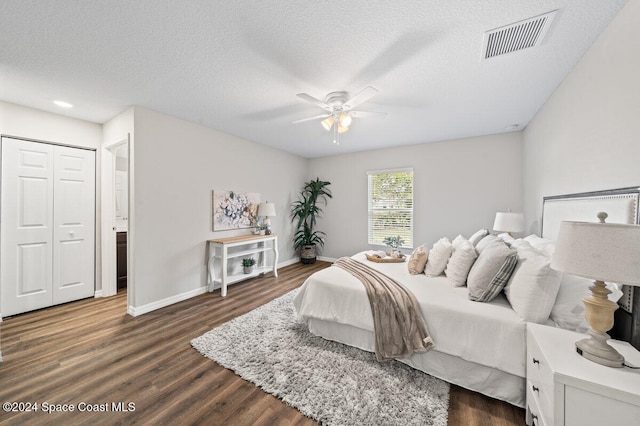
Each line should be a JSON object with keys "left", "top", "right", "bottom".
{"left": 497, "top": 232, "right": 515, "bottom": 244}
{"left": 424, "top": 238, "right": 453, "bottom": 277}
{"left": 524, "top": 234, "right": 555, "bottom": 257}
{"left": 508, "top": 239, "right": 529, "bottom": 250}
{"left": 475, "top": 235, "right": 502, "bottom": 254}
{"left": 452, "top": 234, "right": 465, "bottom": 248}
{"left": 504, "top": 245, "right": 562, "bottom": 323}
{"left": 468, "top": 229, "right": 489, "bottom": 246}
{"left": 445, "top": 238, "right": 478, "bottom": 287}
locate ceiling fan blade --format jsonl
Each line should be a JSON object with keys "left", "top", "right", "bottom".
{"left": 296, "top": 93, "right": 332, "bottom": 111}
{"left": 349, "top": 110, "right": 387, "bottom": 119}
{"left": 292, "top": 113, "right": 331, "bottom": 124}
{"left": 343, "top": 86, "right": 379, "bottom": 110}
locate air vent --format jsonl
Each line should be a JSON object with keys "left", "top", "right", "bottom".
{"left": 483, "top": 10, "right": 557, "bottom": 59}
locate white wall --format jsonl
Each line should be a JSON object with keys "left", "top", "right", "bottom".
{"left": 131, "top": 107, "right": 308, "bottom": 307}
{"left": 522, "top": 0, "right": 640, "bottom": 233}
{"left": 308, "top": 132, "right": 523, "bottom": 259}
{"left": 0, "top": 100, "right": 103, "bottom": 299}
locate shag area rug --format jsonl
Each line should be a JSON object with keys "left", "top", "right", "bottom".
{"left": 191, "top": 290, "right": 449, "bottom": 426}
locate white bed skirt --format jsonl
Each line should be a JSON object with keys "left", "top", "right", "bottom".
{"left": 307, "top": 318, "right": 526, "bottom": 408}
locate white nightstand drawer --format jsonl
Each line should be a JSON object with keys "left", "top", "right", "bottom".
{"left": 527, "top": 380, "right": 548, "bottom": 426}
{"left": 565, "top": 386, "right": 640, "bottom": 426}
{"left": 527, "top": 328, "right": 554, "bottom": 422}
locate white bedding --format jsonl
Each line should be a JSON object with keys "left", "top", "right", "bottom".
{"left": 293, "top": 251, "right": 527, "bottom": 377}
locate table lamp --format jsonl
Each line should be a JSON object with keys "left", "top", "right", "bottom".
{"left": 493, "top": 210, "right": 525, "bottom": 236}
{"left": 551, "top": 212, "right": 640, "bottom": 367}
{"left": 257, "top": 202, "right": 276, "bottom": 235}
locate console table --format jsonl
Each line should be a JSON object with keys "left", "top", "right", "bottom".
{"left": 207, "top": 234, "right": 278, "bottom": 297}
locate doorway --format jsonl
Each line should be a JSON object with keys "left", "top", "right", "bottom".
{"left": 101, "top": 136, "right": 132, "bottom": 306}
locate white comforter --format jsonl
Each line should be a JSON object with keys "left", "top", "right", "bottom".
{"left": 293, "top": 252, "right": 527, "bottom": 377}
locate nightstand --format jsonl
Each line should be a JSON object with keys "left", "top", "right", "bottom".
{"left": 526, "top": 323, "right": 640, "bottom": 426}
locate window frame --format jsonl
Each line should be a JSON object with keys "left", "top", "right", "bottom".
{"left": 367, "top": 167, "right": 414, "bottom": 249}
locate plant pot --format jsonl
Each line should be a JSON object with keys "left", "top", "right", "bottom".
{"left": 243, "top": 265, "right": 254, "bottom": 274}
{"left": 300, "top": 244, "right": 316, "bottom": 264}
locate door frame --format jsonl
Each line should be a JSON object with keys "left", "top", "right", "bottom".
{"left": 101, "top": 135, "right": 134, "bottom": 310}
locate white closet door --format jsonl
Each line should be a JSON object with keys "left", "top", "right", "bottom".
{"left": 52, "top": 145, "right": 95, "bottom": 305}
{"left": 1, "top": 138, "right": 95, "bottom": 317}
{"left": 1, "top": 138, "right": 55, "bottom": 316}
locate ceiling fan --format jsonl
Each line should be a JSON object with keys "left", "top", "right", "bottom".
{"left": 293, "top": 86, "right": 386, "bottom": 144}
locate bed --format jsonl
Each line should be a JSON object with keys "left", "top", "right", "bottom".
{"left": 293, "top": 187, "right": 640, "bottom": 408}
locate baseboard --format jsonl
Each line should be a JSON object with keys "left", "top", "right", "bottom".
{"left": 317, "top": 256, "right": 337, "bottom": 263}
{"left": 278, "top": 258, "right": 300, "bottom": 268}
{"left": 127, "top": 286, "right": 209, "bottom": 317}
{"left": 125, "top": 257, "right": 315, "bottom": 317}
{"left": 94, "top": 290, "right": 103, "bottom": 298}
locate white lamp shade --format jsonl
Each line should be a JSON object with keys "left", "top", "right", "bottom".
{"left": 551, "top": 221, "right": 640, "bottom": 286}
{"left": 493, "top": 212, "right": 524, "bottom": 233}
{"left": 257, "top": 202, "right": 276, "bottom": 217}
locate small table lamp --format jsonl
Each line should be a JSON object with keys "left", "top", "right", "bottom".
{"left": 551, "top": 212, "right": 640, "bottom": 367}
{"left": 493, "top": 210, "right": 525, "bottom": 236}
{"left": 257, "top": 202, "right": 276, "bottom": 235}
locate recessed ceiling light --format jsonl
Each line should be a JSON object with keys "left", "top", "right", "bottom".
{"left": 53, "top": 100, "right": 73, "bottom": 108}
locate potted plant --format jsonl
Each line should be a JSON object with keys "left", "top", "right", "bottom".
{"left": 242, "top": 258, "right": 256, "bottom": 274}
{"left": 290, "top": 178, "right": 332, "bottom": 264}
{"left": 383, "top": 235, "right": 405, "bottom": 257}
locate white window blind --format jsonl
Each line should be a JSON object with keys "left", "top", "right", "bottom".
{"left": 367, "top": 168, "right": 413, "bottom": 248}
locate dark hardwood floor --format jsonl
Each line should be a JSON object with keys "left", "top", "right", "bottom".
{"left": 0, "top": 261, "right": 524, "bottom": 425}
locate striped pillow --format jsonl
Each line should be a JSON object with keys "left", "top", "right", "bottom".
{"left": 468, "top": 242, "right": 518, "bottom": 302}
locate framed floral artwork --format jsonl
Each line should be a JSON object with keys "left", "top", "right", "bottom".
{"left": 212, "top": 190, "right": 260, "bottom": 231}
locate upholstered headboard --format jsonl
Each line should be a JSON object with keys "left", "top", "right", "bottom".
{"left": 541, "top": 186, "right": 640, "bottom": 349}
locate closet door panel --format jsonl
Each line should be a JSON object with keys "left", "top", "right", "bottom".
{"left": 1, "top": 138, "right": 54, "bottom": 316}
{"left": 52, "top": 146, "right": 95, "bottom": 305}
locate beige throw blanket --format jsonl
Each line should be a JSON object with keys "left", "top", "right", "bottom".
{"left": 333, "top": 257, "right": 434, "bottom": 361}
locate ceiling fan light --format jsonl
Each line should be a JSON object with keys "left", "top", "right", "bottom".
{"left": 321, "top": 116, "right": 335, "bottom": 131}
{"left": 339, "top": 113, "right": 352, "bottom": 127}
{"left": 337, "top": 123, "right": 349, "bottom": 133}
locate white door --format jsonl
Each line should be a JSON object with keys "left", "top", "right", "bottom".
{"left": 1, "top": 137, "right": 95, "bottom": 316}
{"left": 1, "top": 138, "right": 55, "bottom": 316}
{"left": 52, "top": 145, "right": 95, "bottom": 305}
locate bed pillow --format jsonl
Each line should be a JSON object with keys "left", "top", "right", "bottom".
{"left": 468, "top": 229, "right": 489, "bottom": 246}
{"left": 444, "top": 238, "right": 477, "bottom": 286}
{"left": 475, "top": 234, "right": 502, "bottom": 254}
{"left": 504, "top": 245, "right": 562, "bottom": 323}
{"left": 524, "top": 234, "right": 555, "bottom": 257}
{"left": 424, "top": 238, "right": 453, "bottom": 277}
{"left": 407, "top": 244, "right": 429, "bottom": 275}
{"left": 497, "top": 233, "right": 515, "bottom": 244}
{"left": 452, "top": 234, "right": 465, "bottom": 248}
{"left": 468, "top": 242, "right": 518, "bottom": 302}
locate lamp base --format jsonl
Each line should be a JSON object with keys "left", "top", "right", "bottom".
{"left": 575, "top": 332, "right": 624, "bottom": 368}
{"left": 575, "top": 279, "right": 624, "bottom": 368}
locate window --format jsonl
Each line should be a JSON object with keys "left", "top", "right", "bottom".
{"left": 367, "top": 168, "right": 413, "bottom": 248}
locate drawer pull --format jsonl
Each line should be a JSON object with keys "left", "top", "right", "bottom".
{"left": 532, "top": 358, "right": 540, "bottom": 365}
{"left": 532, "top": 385, "right": 539, "bottom": 393}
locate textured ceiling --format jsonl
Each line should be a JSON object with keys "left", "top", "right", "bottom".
{"left": 0, "top": 1, "right": 628, "bottom": 158}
